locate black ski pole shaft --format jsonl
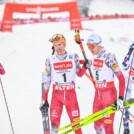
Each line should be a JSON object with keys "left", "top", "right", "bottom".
{"left": 118, "top": 52, "right": 134, "bottom": 134}
{"left": 0, "top": 77, "right": 15, "bottom": 134}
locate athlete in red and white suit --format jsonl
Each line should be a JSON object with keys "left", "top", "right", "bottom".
{"left": 85, "top": 34, "right": 125, "bottom": 134}
{"left": 41, "top": 33, "right": 87, "bottom": 134}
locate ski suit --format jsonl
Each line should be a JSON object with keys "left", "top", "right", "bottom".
{"left": 42, "top": 51, "right": 86, "bottom": 134}
{"left": 91, "top": 48, "right": 125, "bottom": 134}
{"left": 122, "top": 49, "right": 134, "bottom": 132}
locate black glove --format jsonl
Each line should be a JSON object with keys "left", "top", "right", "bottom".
{"left": 129, "top": 42, "right": 134, "bottom": 53}
{"left": 40, "top": 100, "right": 49, "bottom": 112}
{"left": 83, "top": 59, "right": 90, "bottom": 69}
{"left": 114, "top": 96, "right": 124, "bottom": 110}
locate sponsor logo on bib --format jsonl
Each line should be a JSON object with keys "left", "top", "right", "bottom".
{"left": 93, "top": 59, "right": 103, "bottom": 68}
{"left": 54, "top": 61, "right": 73, "bottom": 70}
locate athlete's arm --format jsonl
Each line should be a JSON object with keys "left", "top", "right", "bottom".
{"left": 106, "top": 54, "right": 125, "bottom": 97}
{"left": 74, "top": 53, "right": 87, "bottom": 77}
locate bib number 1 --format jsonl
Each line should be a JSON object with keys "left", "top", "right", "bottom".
{"left": 62, "top": 73, "right": 67, "bottom": 82}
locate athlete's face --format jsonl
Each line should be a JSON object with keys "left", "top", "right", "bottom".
{"left": 87, "top": 43, "right": 102, "bottom": 55}
{"left": 53, "top": 43, "right": 66, "bottom": 56}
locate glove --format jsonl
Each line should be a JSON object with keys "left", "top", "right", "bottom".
{"left": 122, "top": 61, "right": 127, "bottom": 67}
{"left": 40, "top": 100, "right": 49, "bottom": 112}
{"left": 75, "top": 30, "right": 81, "bottom": 44}
{"left": 129, "top": 41, "right": 134, "bottom": 53}
{"left": 83, "top": 59, "right": 91, "bottom": 69}
{"left": 114, "top": 96, "right": 124, "bottom": 110}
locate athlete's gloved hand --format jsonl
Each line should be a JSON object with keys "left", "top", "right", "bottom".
{"left": 83, "top": 59, "right": 91, "bottom": 69}
{"left": 114, "top": 96, "right": 124, "bottom": 110}
{"left": 40, "top": 100, "right": 49, "bottom": 112}
{"left": 129, "top": 41, "right": 134, "bottom": 53}
{"left": 75, "top": 30, "right": 81, "bottom": 44}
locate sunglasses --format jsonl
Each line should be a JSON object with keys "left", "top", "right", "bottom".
{"left": 87, "top": 43, "right": 97, "bottom": 49}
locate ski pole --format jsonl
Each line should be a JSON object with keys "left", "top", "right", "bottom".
{"left": 84, "top": 72, "right": 93, "bottom": 81}
{"left": 128, "top": 111, "right": 134, "bottom": 118}
{"left": 0, "top": 77, "right": 15, "bottom": 134}
{"left": 75, "top": 29, "right": 95, "bottom": 83}
{"left": 74, "top": 30, "right": 102, "bottom": 109}
{"left": 119, "top": 109, "right": 134, "bottom": 123}
{"left": 118, "top": 51, "right": 134, "bottom": 134}
{"left": 122, "top": 108, "right": 134, "bottom": 118}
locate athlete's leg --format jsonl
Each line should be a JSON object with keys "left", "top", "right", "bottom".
{"left": 65, "top": 90, "right": 82, "bottom": 134}
{"left": 50, "top": 92, "right": 63, "bottom": 134}
{"left": 100, "top": 88, "right": 117, "bottom": 134}
{"left": 93, "top": 90, "right": 104, "bottom": 133}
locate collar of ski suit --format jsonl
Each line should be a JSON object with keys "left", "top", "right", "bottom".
{"left": 55, "top": 51, "right": 68, "bottom": 60}
{"left": 94, "top": 47, "right": 106, "bottom": 58}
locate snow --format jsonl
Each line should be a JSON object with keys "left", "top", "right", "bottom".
{"left": 89, "top": 0, "right": 134, "bottom": 15}
{"left": 0, "top": 0, "right": 134, "bottom": 134}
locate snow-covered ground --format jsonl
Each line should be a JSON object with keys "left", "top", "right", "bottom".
{"left": 0, "top": 0, "right": 134, "bottom": 134}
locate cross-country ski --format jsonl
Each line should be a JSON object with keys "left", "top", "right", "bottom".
{"left": 59, "top": 98, "right": 134, "bottom": 134}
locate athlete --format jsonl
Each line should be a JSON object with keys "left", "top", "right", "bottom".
{"left": 122, "top": 42, "right": 134, "bottom": 134}
{"left": 79, "top": 33, "right": 125, "bottom": 134}
{"left": 40, "top": 33, "right": 89, "bottom": 134}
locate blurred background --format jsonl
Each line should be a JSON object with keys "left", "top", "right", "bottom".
{"left": 0, "top": 0, "right": 134, "bottom": 134}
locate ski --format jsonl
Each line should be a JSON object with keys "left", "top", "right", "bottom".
{"left": 58, "top": 98, "right": 134, "bottom": 134}
{"left": 41, "top": 72, "right": 50, "bottom": 134}
{"left": 41, "top": 107, "right": 50, "bottom": 134}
